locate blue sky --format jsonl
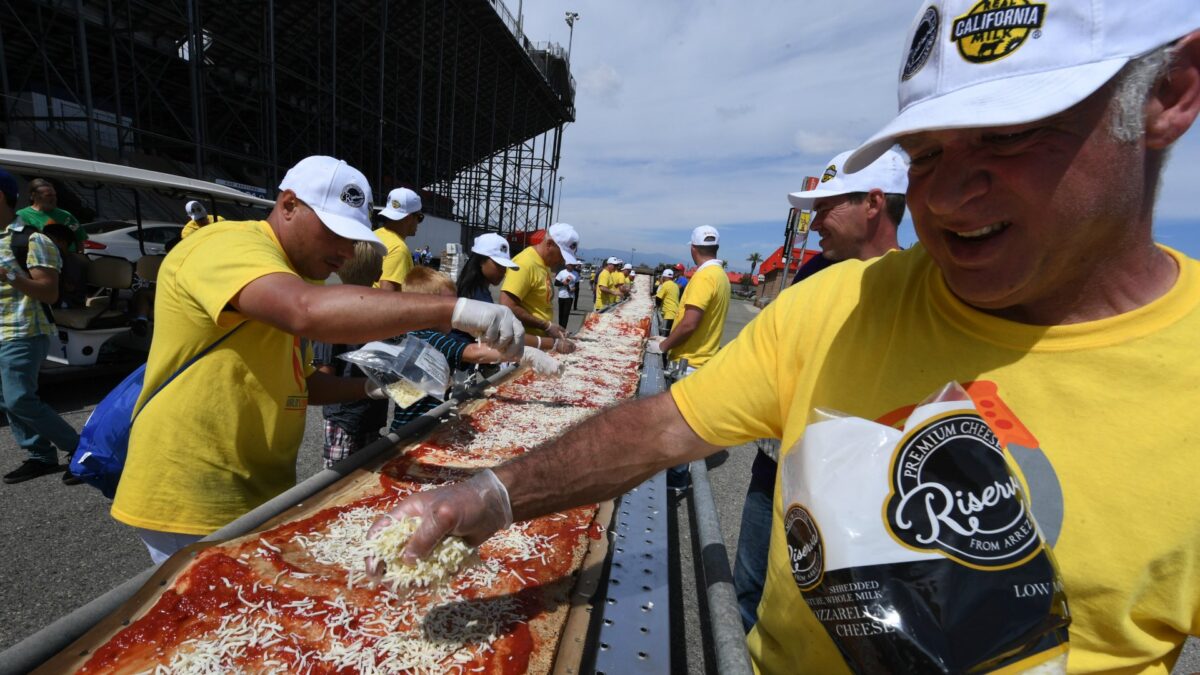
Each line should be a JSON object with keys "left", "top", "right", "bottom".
{"left": 513, "top": 1, "right": 1200, "bottom": 273}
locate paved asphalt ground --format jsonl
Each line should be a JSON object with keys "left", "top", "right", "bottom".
{"left": 0, "top": 281, "right": 1196, "bottom": 673}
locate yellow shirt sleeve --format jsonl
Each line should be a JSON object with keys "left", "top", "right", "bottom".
{"left": 500, "top": 247, "right": 553, "bottom": 333}
{"left": 500, "top": 255, "right": 535, "bottom": 301}
{"left": 173, "top": 222, "right": 298, "bottom": 328}
{"left": 670, "top": 295, "right": 786, "bottom": 445}
{"left": 376, "top": 228, "right": 412, "bottom": 287}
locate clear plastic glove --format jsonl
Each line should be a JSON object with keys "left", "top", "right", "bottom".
{"left": 364, "top": 379, "right": 388, "bottom": 400}
{"left": 451, "top": 298, "right": 525, "bottom": 361}
{"left": 545, "top": 323, "right": 568, "bottom": 340}
{"left": 552, "top": 337, "right": 577, "bottom": 355}
{"left": 366, "top": 468, "right": 513, "bottom": 567}
{"left": 645, "top": 336, "right": 665, "bottom": 354}
{"left": 520, "top": 346, "right": 564, "bottom": 377}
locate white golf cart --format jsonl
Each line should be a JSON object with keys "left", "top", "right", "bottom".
{"left": 0, "top": 149, "right": 273, "bottom": 373}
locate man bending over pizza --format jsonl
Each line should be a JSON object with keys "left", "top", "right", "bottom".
{"left": 375, "top": 2, "right": 1200, "bottom": 672}
{"left": 111, "top": 155, "right": 525, "bottom": 564}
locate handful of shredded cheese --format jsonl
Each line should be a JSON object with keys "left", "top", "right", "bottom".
{"left": 385, "top": 379, "right": 428, "bottom": 408}
{"left": 367, "top": 517, "right": 473, "bottom": 588}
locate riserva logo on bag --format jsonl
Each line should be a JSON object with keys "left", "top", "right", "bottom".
{"left": 952, "top": 0, "right": 1046, "bottom": 64}
{"left": 784, "top": 503, "right": 824, "bottom": 590}
{"left": 884, "top": 410, "right": 1042, "bottom": 569}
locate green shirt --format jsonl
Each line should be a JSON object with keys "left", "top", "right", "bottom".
{"left": 0, "top": 222, "right": 61, "bottom": 339}
{"left": 16, "top": 206, "right": 87, "bottom": 251}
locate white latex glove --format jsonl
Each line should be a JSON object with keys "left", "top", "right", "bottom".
{"left": 645, "top": 336, "right": 665, "bottom": 354}
{"left": 366, "top": 469, "right": 513, "bottom": 567}
{"left": 552, "top": 337, "right": 577, "bottom": 355}
{"left": 451, "top": 298, "right": 525, "bottom": 361}
{"left": 545, "top": 323, "right": 568, "bottom": 340}
{"left": 520, "top": 347, "right": 564, "bottom": 377}
{"left": 364, "top": 379, "right": 388, "bottom": 400}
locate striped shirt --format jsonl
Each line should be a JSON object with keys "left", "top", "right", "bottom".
{"left": 389, "top": 329, "right": 469, "bottom": 430}
{"left": 0, "top": 222, "right": 61, "bottom": 339}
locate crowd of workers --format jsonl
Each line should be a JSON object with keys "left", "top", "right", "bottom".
{"left": 2, "top": 0, "right": 1200, "bottom": 670}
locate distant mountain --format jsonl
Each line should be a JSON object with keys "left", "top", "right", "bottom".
{"left": 578, "top": 247, "right": 684, "bottom": 268}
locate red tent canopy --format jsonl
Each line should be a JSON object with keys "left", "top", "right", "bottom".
{"left": 758, "top": 246, "right": 820, "bottom": 275}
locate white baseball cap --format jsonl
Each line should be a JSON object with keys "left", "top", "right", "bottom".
{"left": 548, "top": 222, "right": 581, "bottom": 265}
{"left": 846, "top": 0, "right": 1200, "bottom": 172}
{"left": 278, "top": 156, "right": 384, "bottom": 254}
{"left": 606, "top": 257, "right": 620, "bottom": 265}
{"left": 623, "top": 263, "right": 633, "bottom": 270}
{"left": 661, "top": 268, "right": 675, "bottom": 278}
{"left": 788, "top": 148, "right": 909, "bottom": 211}
{"left": 378, "top": 187, "right": 422, "bottom": 221}
{"left": 184, "top": 200, "right": 208, "bottom": 221}
{"left": 471, "top": 232, "right": 519, "bottom": 269}
{"left": 691, "top": 225, "right": 720, "bottom": 246}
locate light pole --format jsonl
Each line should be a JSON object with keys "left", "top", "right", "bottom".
{"left": 553, "top": 176, "right": 565, "bottom": 223}
{"left": 565, "top": 12, "right": 580, "bottom": 63}
{"left": 631, "top": 247, "right": 636, "bottom": 268}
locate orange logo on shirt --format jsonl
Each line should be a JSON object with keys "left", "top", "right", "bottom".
{"left": 287, "top": 336, "right": 308, "bottom": 410}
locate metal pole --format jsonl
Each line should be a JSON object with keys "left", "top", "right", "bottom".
{"left": 376, "top": 0, "right": 388, "bottom": 190}
{"left": 104, "top": 0, "right": 125, "bottom": 159}
{"left": 266, "top": 0, "right": 279, "bottom": 186}
{"left": 330, "top": 0, "right": 337, "bottom": 155}
{"left": 687, "top": 459, "right": 755, "bottom": 675}
{"left": 558, "top": 179, "right": 565, "bottom": 222}
{"left": 414, "top": 0, "right": 427, "bottom": 187}
{"left": 75, "top": 0, "right": 98, "bottom": 161}
{"left": 185, "top": 0, "right": 204, "bottom": 175}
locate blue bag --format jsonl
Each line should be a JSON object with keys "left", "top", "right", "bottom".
{"left": 69, "top": 324, "right": 245, "bottom": 498}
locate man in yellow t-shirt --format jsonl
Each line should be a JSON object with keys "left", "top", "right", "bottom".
{"left": 648, "top": 225, "right": 729, "bottom": 370}
{"left": 594, "top": 257, "right": 620, "bottom": 310}
{"left": 611, "top": 263, "right": 629, "bottom": 299}
{"left": 379, "top": 7, "right": 1200, "bottom": 673}
{"left": 374, "top": 187, "right": 422, "bottom": 290}
{"left": 654, "top": 268, "right": 680, "bottom": 334}
{"left": 179, "top": 200, "right": 226, "bottom": 239}
{"left": 112, "top": 156, "right": 525, "bottom": 564}
{"left": 500, "top": 222, "right": 580, "bottom": 338}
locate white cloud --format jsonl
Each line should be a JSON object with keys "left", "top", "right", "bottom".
{"left": 793, "top": 129, "right": 859, "bottom": 157}
{"left": 579, "top": 63, "right": 623, "bottom": 108}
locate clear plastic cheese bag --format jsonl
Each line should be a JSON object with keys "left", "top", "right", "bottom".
{"left": 778, "top": 382, "right": 1070, "bottom": 674}
{"left": 338, "top": 337, "right": 451, "bottom": 409}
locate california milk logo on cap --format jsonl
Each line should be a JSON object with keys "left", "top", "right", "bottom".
{"left": 784, "top": 503, "right": 825, "bottom": 590}
{"left": 903, "top": 6, "right": 940, "bottom": 80}
{"left": 884, "top": 410, "right": 1043, "bottom": 569}
{"left": 820, "top": 164, "right": 838, "bottom": 183}
{"left": 952, "top": 0, "right": 1046, "bottom": 63}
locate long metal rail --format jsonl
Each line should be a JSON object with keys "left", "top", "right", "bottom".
{"left": 673, "top": 353, "right": 755, "bottom": 675}
{"left": 688, "top": 459, "right": 755, "bottom": 674}
{"left": 591, "top": 346, "right": 672, "bottom": 674}
{"left": 0, "top": 366, "right": 516, "bottom": 675}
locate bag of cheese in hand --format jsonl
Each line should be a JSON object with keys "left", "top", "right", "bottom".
{"left": 780, "top": 382, "right": 1069, "bottom": 674}
{"left": 338, "top": 337, "right": 451, "bottom": 409}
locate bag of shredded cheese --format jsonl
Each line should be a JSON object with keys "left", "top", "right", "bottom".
{"left": 780, "top": 382, "right": 1070, "bottom": 674}
{"left": 339, "top": 337, "right": 451, "bottom": 409}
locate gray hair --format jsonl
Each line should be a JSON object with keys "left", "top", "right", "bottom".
{"left": 1109, "top": 45, "right": 1175, "bottom": 143}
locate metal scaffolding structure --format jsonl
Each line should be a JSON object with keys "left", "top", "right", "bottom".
{"left": 0, "top": 0, "right": 574, "bottom": 236}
